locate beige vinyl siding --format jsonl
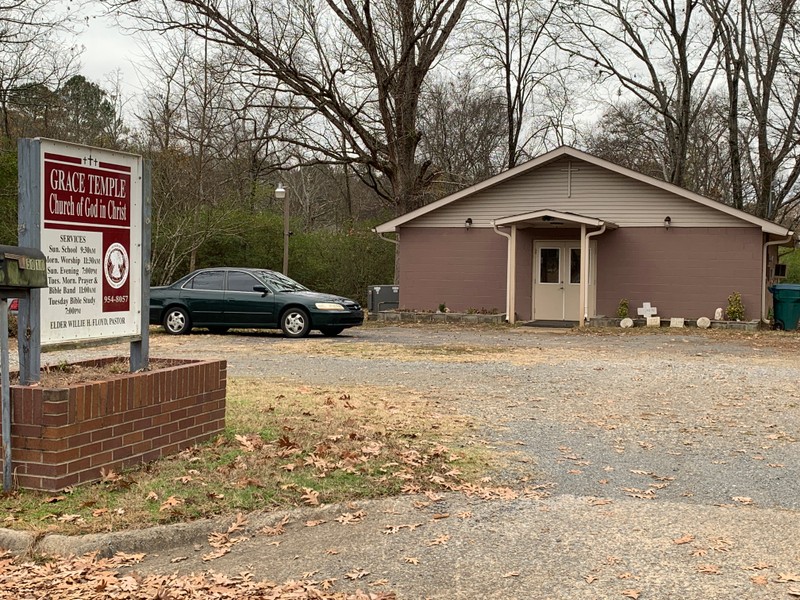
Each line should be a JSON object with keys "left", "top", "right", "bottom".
{"left": 410, "top": 157, "right": 748, "bottom": 229}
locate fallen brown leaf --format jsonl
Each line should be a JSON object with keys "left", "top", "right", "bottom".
{"left": 305, "top": 520, "right": 327, "bottom": 527}
{"left": 697, "top": 564, "right": 721, "bottom": 574}
{"left": 227, "top": 513, "right": 248, "bottom": 533}
{"left": 301, "top": 488, "right": 321, "bottom": 506}
{"left": 672, "top": 534, "right": 695, "bottom": 545}
{"left": 159, "top": 496, "right": 182, "bottom": 512}
{"left": 426, "top": 534, "right": 450, "bottom": 546}
{"left": 202, "top": 547, "right": 230, "bottom": 561}
{"left": 345, "top": 569, "right": 370, "bottom": 580}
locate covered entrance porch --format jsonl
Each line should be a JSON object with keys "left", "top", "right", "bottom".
{"left": 491, "top": 209, "right": 616, "bottom": 326}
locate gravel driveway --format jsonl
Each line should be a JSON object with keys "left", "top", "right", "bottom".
{"left": 24, "top": 324, "right": 800, "bottom": 598}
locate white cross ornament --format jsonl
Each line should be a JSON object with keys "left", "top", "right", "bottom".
{"left": 637, "top": 302, "right": 658, "bottom": 318}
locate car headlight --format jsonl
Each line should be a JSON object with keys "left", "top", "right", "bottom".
{"left": 315, "top": 302, "right": 345, "bottom": 310}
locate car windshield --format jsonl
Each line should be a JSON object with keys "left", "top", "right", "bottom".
{"left": 256, "top": 270, "right": 308, "bottom": 292}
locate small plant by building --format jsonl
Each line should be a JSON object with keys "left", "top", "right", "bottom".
{"left": 726, "top": 291, "right": 745, "bottom": 321}
{"left": 617, "top": 298, "right": 629, "bottom": 319}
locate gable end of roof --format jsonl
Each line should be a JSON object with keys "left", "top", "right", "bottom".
{"left": 374, "top": 146, "right": 793, "bottom": 237}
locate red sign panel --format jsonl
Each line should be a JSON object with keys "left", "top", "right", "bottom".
{"left": 39, "top": 142, "right": 142, "bottom": 345}
{"left": 43, "top": 152, "right": 132, "bottom": 312}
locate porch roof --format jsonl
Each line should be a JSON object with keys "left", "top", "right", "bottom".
{"left": 493, "top": 209, "right": 619, "bottom": 230}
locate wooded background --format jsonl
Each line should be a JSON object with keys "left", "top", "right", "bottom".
{"left": 2, "top": 0, "right": 799, "bottom": 303}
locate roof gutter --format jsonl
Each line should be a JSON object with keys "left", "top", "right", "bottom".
{"left": 491, "top": 220, "right": 513, "bottom": 322}
{"left": 762, "top": 232, "right": 794, "bottom": 325}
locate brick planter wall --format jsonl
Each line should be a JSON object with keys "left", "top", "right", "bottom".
{"left": 4, "top": 357, "right": 226, "bottom": 491}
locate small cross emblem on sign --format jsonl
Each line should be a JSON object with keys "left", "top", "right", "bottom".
{"left": 637, "top": 302, "right": 658, "bottom": 318}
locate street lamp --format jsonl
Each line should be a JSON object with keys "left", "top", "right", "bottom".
{"left": 275, "top": 183, "right": 288, "bottom": 275}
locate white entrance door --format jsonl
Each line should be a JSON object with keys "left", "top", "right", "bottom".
{"left": 533, "top": 241, "right": 583, "bottom": 321}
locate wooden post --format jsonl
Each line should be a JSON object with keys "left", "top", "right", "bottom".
{"left": 17, "top": 139, "right": 42, "bottom": 384}
{"left": 131, "top": 160, "right": 151, "bottom": 372}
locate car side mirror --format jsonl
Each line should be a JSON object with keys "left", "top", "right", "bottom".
{"left": 253, "top": 285, "right": 269, "bottom": 296}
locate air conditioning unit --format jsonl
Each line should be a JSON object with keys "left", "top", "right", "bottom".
{"left": 367, "top": 285, "right": 399, "bottom": 312}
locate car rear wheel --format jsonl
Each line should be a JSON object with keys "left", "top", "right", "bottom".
{"left": 163, "top": 307, "right": 192, "bottom": 335}
{"left": 319, "top": 326, "right": 345, "bottom": 337}
{"left": 281, "top": 308, "right": 311, "bottom": 338}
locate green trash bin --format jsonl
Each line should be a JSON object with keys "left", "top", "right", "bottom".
{"left": 769, "top": 284, "right": 800, "bottom": 330}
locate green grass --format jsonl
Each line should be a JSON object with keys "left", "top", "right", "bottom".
{"left": 0, "top": 379, "right": 492, "bottom": 535}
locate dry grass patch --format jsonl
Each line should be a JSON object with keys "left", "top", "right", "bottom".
{"left": 0, "top": 379, "right": 489, "bottom": 535}
{"left": 270, "top": 339, "right": 562, "bottom": 365}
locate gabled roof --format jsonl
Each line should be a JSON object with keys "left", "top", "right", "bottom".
{"left": 493, "top": 209, "right": 618, "bottom": 229}
{"left": 374, "top": 146, "right": 793, "bottom": 236}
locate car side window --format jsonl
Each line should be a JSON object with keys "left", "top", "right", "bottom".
{"left": 227, "top": 271, "right": 261, "bottom": 293}
{"left": 186, "top": 271, "right": 225, "bottom": 291}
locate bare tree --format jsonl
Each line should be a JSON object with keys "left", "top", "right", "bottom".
{"left": 556, "top": 0, "right": 720, "bottom": 187}
{"left": 418, "top": 73, "right": 506, "bottom": 196}
{"left": 0, "top": 1, "right": 79, "bottom": 141}
{"left": 588, "top": 94, "right": 734, "bottom": 200}
{"left": 705, "top": 0, "right": 800, "bottom": 220}
{"left": 586, "top": 99, "right": 669, "bottom": 180}
{"left": 465, "top": 0, "right": 560, "bottom": 168}
{"left": 135, "top": 31, "right": 249, "bottom": 282}
{"left": 109, "top": 0, "right": 468, "bottom": 216}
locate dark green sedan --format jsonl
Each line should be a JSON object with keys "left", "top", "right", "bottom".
{"left": 149, "top": 268, "right": 364, "bottom": 338}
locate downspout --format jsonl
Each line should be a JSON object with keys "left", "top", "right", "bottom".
{"left": 583, "top": 224, "right": 607, "bottom": 325}
{"left": 762, "top": 232, "right": 793, "bottom": 324}
{"left": 376, "top": 231, "right": 399, "bottom": 245}
{"left": 492, "top": 220, "right": 513, "bottom": 323}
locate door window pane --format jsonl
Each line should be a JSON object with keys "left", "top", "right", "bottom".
{"left": 540, "top": 248, "right": 560, "bottom": 283}
{"left": 227, "top": 271, "right": 261, "bottom": 293}
{"left": 570, "top": 248, "right": 581, "bottom": 284}
{"left": 187, "top": 271, "right": 225, "bottom": 290}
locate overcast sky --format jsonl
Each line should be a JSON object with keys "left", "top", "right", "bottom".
{"left": 74, "top": 9, "right": 145, "bottom": 99}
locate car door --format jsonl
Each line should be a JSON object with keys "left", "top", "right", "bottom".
{"left": 224, "top": 270, "right": 276, "bottom": 326}
{"left": 181, "top": 270, "right": 226, "bottom": 326}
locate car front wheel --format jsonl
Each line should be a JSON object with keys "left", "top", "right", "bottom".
{"left": 281, "top": 308, "right": 311, "bottom": 338}
{"left": 163, "top": 307, "right": 192, "bottom": 335}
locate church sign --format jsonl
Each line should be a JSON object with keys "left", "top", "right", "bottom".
{"left": 36, "top": 140, "right": 143, "bottom": 345}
